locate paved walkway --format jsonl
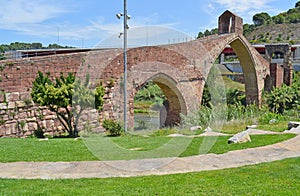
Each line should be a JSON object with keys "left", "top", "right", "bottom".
{"left": 1, "top": 128, "right": 300, "bottom": 179}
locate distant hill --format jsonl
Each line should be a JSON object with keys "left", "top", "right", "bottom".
{"left": 198, "top": 1, "right": 300, "bottom": 44}
{"left": 245, "top": 23, "right": 300, "bottom": 44}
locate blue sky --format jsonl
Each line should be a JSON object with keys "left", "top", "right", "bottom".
{"left": 0, "top": 0, "right": 297, "bottom": 48}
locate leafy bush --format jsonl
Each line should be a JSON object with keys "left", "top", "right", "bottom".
{"left": 227, "top": 103, "right": 262, "bottom": 121}
{"left": 182, "top": 103, "right": 263, "bottom": 129}
{"left": 226, "top": 88, "right": 245, "bottom": 105}
{"left": 258, "top": 112, "right": 287, "bottom": 124}
{"left": 265, "top": 82, "right": 299, "bottom": 114}
{"left": 31, "top": 71, "right": 105, "bottom": 137}
{"left": 34, "top": 127, "right": 45, "bottom": 138}
{"left": 181, "top": 106, "right": 213, "bottom": 128}
{"left": 134, "top": 81, "right": 165, "bottom": 104}
{"left": 102, "top": 119, "right": 124, "bottom": 136}
{"left": 95, "top": 84, "right": 105, "bottom": 111}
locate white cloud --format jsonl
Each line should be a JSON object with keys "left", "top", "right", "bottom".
{"left": 0, "top": 0, "right": 75, "bottom": 41}
{"left": 0, "top": 0, "right": 68, "bottom": 25}
{"left": 205, "top": 0, "right": 284, "bottom": 24}
{"left": 214, "top": 0, "right": 273, "bottom": 13}
{"left": 0, "top": 0, "right": 179, "bottom": 47}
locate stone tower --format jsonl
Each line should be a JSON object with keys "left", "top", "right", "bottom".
{"left": 218, "top": 10, "right": 243, "bottom": 35}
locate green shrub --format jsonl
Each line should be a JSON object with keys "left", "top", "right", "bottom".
{"left": 227, "top": 103, "right": 261, "bottom": 121}
{"left": 181, "top": 106, "right": 212, "bottom": 128}
{"left": 182, "top": 103, "right": 262, "bottom": 128}
{"left": 265, "top": 84, "right": 298, "bottom": 114}
{"left": 102, "top": 119, "right": 124, "bottom": 136}
{"left": 34, "top": 127, "right": 45, "bottom": 138}
{"left": 95, "top": 84, "right": 105, "bottom": 111}
{"left": 226, "top": 88, "right": 245, "bottom": 105}
{"left": 258, "top": 112, "right": 287, "bottom": 124}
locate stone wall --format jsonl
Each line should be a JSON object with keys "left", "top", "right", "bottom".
{"left": 0, "top": 51, "right": 117, "bottom": 137}
{"left": 0, "top": 53, "right": 84, "bottom": 137}
{"left": 0, "top": 92, "right": 61, "bottom": 137}
{"left": 265, "top": 44, "right": 293, "bottom": 86}
{"left": 0, "top": 53, "right": 84, "bottom": 93}
{"left": 0, "top": 90, "right": 111, "bottom": 137}
{"left": 270, "top": 63, "right": 284, "bottom": 88}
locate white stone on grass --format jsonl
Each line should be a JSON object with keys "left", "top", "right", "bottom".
{"left": 228, "top": 130, "right": 251, "bottom": 144}
{"left": 190, "top": 126, "right": 202, "bottom": 131}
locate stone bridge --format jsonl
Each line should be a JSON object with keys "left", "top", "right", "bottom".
{"left": 0, "top": 11, "right": 271, "bottom": 135}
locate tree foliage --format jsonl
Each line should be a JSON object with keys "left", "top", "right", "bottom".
{"left": 272, "top": 14, "right": 285, "bottom": 24}
{"left": 31, "top": 71, "right": 104, "bottom": 137}
{"left": 197, "top": 28, "right": 218, "bottom": 38}
{"left": 265, "top": 72, "right": 300, "bottom": 114}
{"left": 0, "top": 42, "right": 74, "bottom": 52}
{"left": 243, "top": 24, "right": 255, "bottom": 36}
{"left": 134, "top": 81, "right": 165, "bottom": 104}
{"left": 253, "top": 12, "right": 271, "bottom": 26}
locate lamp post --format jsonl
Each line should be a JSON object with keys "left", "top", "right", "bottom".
{"left": 117, "top": 0, "right": 129, "bottom": 132}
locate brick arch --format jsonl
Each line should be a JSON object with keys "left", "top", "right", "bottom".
{"left": 101, "top": 46, "right": 203, "bottom": 128}
{"left": 210, "top": 35, "right": 268, "bottom": 105}
{"left": 101, "top": 46, "right": 197, "bottom": 80}
{"left": 135, "top": 73, "right": 188, "bottom": 127}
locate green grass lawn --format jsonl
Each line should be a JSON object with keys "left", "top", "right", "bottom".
{"left": 257, "top": 121, "right": 290, "bottom": 132}
{"left": 222, "top": 75, "right": 245, "bottom": 92}
{"left": 1, "top": 157, "right": 299, "bottom": 195}
{"left": 111, "top": 135, "right": 172, "bottom": 151}
{"left": 0, "top": 138, "right": 98, "bottom": 162}
{"left": 0, "top": 134, "right": 296, "bottom": 162}
{"left": 179, "top": 134, "right": 295, "bottom": 157}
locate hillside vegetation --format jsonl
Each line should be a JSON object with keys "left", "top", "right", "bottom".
{"left": 245, "top": 23, "right": 300, "bottom": 44}
{"left": 198, "top": 1, "right": 300, "bottom": 44}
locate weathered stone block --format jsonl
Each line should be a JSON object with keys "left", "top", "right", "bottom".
{"left": 46, "top": 120, "right": 54, "bottom": 128}
{"left": 2, "top": 115, "right": 8, "bottom": 121}
{"left": 44, "top": 115, "right": 56, "bottom": 120}
{"left": 23, "top": 123, "right": 29, "bottom": 132}
{"left": 16, "top": 101, "right": 26, "bottom": 108}
{"left": 8, "top": 92, "right": 20, "bottom": 102}
{"left": 0, "top": 93, "right": 5, "bottom": 102}
{"left": 0, "top": 103, "right": 7, "bottom": 110}
{"left": 27, "top": 117, "right": 37, "bottom": 122}
{"left": 20, "top": 92, "right": 31, "bottom": 100}
{"left": 7, "top": 102, "right": 16, "bottom": 109}
{"left": 27, "top": 122, "right": 38, "bottom": 131}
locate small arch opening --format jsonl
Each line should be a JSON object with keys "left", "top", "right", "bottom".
{"left": 133, "top": 74, "right": 187, "bottom": 131}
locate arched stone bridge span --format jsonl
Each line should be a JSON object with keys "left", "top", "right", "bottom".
{"left": 97, "top": 31, "right": 269, "bottom": 127}
{"left": 0, "top": 11, "right": 270, "bottom": 133}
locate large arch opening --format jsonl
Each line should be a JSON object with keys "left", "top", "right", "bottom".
{"left": 228, "top": 37, "right": 259, "bottom": 105}
{"left": 133, "top": 73, "right": 187, "bottom": 131}
{"left": 214, "top": 38, "right": 255, "bottom": 107}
